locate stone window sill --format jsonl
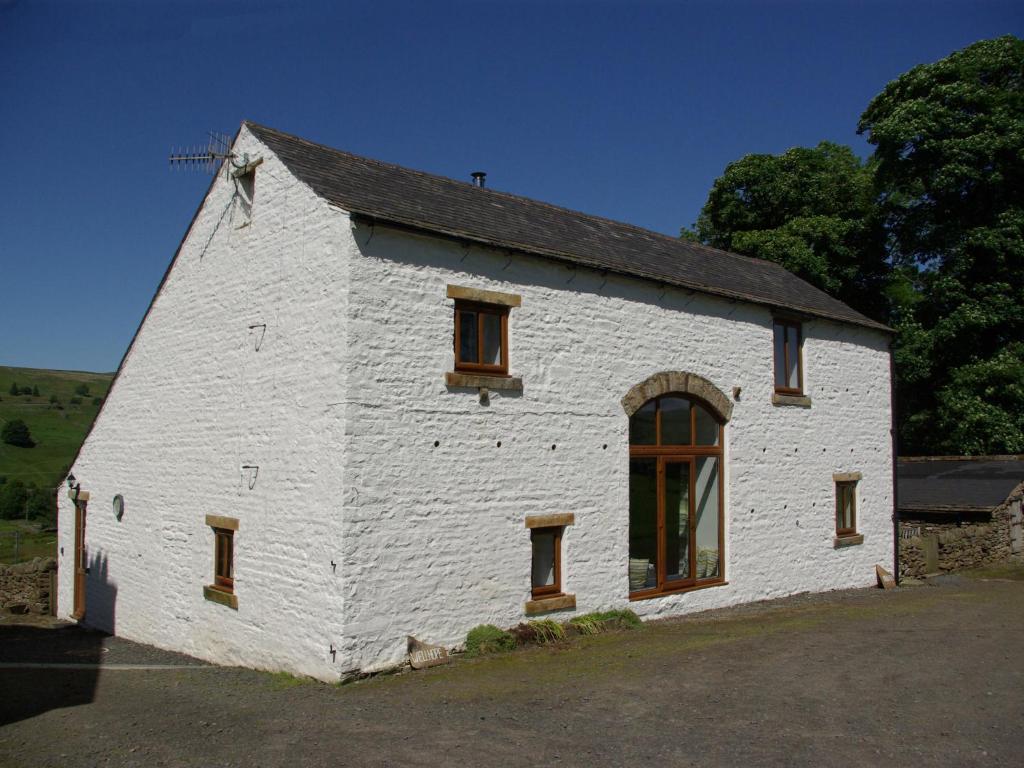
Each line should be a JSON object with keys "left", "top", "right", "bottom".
{"left": 445, "top": 371, "right": 523, "bottom": 391}
{"left": 524, "top": 593, "right": 576, "bottom": 615}
{"left": 204, "top": 585, "right": 238, "bottom": 610}
{"left": 772, "top": 392, "right": 812, "bottom": 408}
{"left": 834, "top": 533, "right": 864, "bottom": 549}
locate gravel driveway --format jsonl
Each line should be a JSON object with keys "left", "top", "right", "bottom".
{"left": 2, "top": 566, "right": 1023, "bottom": 767}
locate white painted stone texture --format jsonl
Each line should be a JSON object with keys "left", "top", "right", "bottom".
{"left": 60, "top": 129, "right": 894, "bottom": 681}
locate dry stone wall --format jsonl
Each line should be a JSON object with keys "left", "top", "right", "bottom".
{"left": 1, "top": 557, "right": 56, "bottom": 615}
{"left": 899, "top": 506, "right": 1013, "bottom": 578}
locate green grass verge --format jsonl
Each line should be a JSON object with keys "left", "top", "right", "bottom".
{"left": 0, "top": 519, "right": 57, "bottom": 564}
{"left": 0, "top": 365, "right": 112, "bottom": 488}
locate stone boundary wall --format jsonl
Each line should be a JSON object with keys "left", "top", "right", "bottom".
{"left": 900, "top": 504, "right": 1013, "bottom": 578}
{"left": 0, "top": 557, "right": 57, "bottom": 615}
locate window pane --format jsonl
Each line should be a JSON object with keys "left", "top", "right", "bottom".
{"left": 773, "top": 323, "right": 786, "bottom": 387}
{"left": 629, "top": 458, "right": 658, "bottom": 591}
{"left": 694, "top": 404, "right": 720, "bottom": 445}
{"left": 629, "top": 400, "right": 657, "bottom": 445}
{"left": 660, "top": 396, "right": 691, "bottom": 445}
{"left": 531, "top": 531, "right": 555, "bottom": 588}
{"left": 665, "top": 461, "right": 690, "bottom": 582}
{"left": 844, "top": 487, "right": 855, "bottom": 530}
{"left": 695, "top": 457, "right": 720, "bottom": 579}
{"left": 481, "top": 312, "right": 502, "bottom": 366}
{"left": 458, "top": 311, "right": 478, "bottom": 363}
{"left": 786, "top": 325, "right": 799, "bottom": 388}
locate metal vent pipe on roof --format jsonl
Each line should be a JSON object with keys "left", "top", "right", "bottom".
{"left": 471, "top": 171, "right": 486, "bottom": 188}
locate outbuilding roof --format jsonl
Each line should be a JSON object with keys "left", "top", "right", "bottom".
{"left": 245, "top": 122, "right": 891, "bottom": 333}
{"left": 898, "top": 456, "right": 1024, "bottom": 513}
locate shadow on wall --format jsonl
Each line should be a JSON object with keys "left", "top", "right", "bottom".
{"left": 0, "top": 551, "right": 116, "bottom": 726}
{"left": 84, "top": 550, "right": 117, "bottom": 635}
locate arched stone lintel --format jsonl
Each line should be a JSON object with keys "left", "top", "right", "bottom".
{"left": 621, "top": 371, "right": 733, "bottom": 422}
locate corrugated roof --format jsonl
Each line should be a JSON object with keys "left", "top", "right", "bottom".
{"left": 245, "top": 121, "right": 891, "bottom": 333}
{"left": 898, "top": 457, "right": 1024, "bottom": 512}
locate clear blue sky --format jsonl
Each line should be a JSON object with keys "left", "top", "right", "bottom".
{"left": 1, "top": 1, "right": 1020, "bottom": 372}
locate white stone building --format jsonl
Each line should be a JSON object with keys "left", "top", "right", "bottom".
{"left": 57, "top": 122, "right": 895, "bottom": 681}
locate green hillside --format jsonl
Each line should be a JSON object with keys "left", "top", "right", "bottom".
{"left": 0, "top": 366, "right": 114, "bottom": 490}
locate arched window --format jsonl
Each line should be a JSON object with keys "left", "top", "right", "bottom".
{"left": 628, "top": 395, "right": 724, "bottom": 598}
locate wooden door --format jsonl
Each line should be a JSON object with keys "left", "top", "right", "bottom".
{"left": 72, "top": 500, "right": 87, "bottom": 620}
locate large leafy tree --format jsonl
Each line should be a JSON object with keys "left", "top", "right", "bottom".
{"left": 859, "top": 35, "right": 1024, "bottom": 454}
{"left": 687, "top": 142, "right": 890, "bottom": 321}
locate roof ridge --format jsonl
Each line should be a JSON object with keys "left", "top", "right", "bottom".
{"left": 243, "top": 121, "right": 792, "bottom": 276}
{"left": 242, "top": 120, "right": 890, "bottom": 333}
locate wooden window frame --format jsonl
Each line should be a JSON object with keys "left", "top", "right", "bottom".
{"left": 628, "top": 395, "right": 726, "bottom": 601}
{"left": 530, "top": 526, "right": 563, "bottom": 600}
{"left": 773, "top": 319, "right": 804, "bottom": 395}
{"left": 213, "top": 528, "right": 234, "bottom": 593}
{"left": 453, "top": 300, "right": 510, "bottom": 376}
{"left": 835, "top": 480, "right": 858, "bottom": 537}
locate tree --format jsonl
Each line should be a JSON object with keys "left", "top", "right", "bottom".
{"left": 8, "top": 382, "right": 16, "bottom": 396}
{"left": 74, "top": 383, "right": 90, "bottom": 396}
{"left": 1, "top": 419, "right": 35, "bottom": 448}
{"left": 859, "top": 35, "right": 1024, "bottom": 454}
{"left": 0, "top": 480, "right": 27, "bottom": 520}
{"left": 688, "top": 142, "right": 890, "bottom": 321}
{"left": 24, "top": 485, "right": 54, "bottom": 521}
{"left": 32, "top": 385, "right": 39, "bottom": 397}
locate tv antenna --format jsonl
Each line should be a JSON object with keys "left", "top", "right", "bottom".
{"left": 169, "top": 131, "right": 235, "bottom": 173}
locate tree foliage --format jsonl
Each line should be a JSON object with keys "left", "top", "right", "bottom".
{"left": 686, "top": 36, "right": 1024, "bottom": 455}
{"left": 1, "top": 419, "right": 35, "bottom": 448}
{"left": 859, "top": 35, "right": 1024, "bottom": 454}
{"left": 691, "top": 142, "right": 890, "bottom": 321}
{"left": 0, "top": 480, "right": 27, "bottom": 520}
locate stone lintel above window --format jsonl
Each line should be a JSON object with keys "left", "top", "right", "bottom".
{"left": 524, "top": 594, "right": 576, "bottom": 615}
{"left": 446, "top": 284, "right": 521, "bottom": 307}
{"left": 832, "top": 472, "right": 862, "bottom": 483}
{"left": 525, "top": 513, "right": 575, "bottom": 529}
{"left": 772, "top": 393, "right": 812, "bottom": 408}
{"left": 445, "top": 371, "right": 523, "bottom": 391}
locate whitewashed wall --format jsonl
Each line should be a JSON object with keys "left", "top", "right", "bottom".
{"left": 57, "top": 126, "right": 352, "bottom": 680}
{"left": 341, "top": 223, "right": 893, "bottom": 672}
{"left": 61, "top": 128, "right": 893, "bottom": 681}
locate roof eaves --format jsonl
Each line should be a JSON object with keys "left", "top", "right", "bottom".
{"left": 348, "top": 210, "right": 894, "bottom": 333}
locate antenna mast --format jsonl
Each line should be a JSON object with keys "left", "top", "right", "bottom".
{"left": 169, "top": 131, "right": 234, "bottom": 173}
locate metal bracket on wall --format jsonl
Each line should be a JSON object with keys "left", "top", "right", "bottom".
{"left": 248, "top": 323, "right": 267, "bottom": 351}
{"left": 241, "top": 465, "right": 259, "bottom": 490}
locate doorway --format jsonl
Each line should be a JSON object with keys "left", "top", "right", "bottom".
{"left": 73, "top": 500, "right": 87, "bottom": 620}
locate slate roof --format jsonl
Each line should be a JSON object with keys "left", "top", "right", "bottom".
{"left": 898, "top": 457, "right": 1024, "bottom": 512}
{"left": 246, "top": 121, "right": 891, "bottom": 332}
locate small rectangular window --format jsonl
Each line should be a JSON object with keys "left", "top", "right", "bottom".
{"left": 773, "top": 319, "right": 803, "bottom": 393}
{"left": 454, "top": 301, "right": 509, "bottom": 375}
{"left": 835, "top": 481, "right": 857, "bottom": 537}
{"left": 204, "top": 515, "right": 239, "bottom": 608}
{"left": 531, "top": 527, "right": 563, "bottom": 599}
{"left": 214, "top": 528, "right": 234, "bottom": 592}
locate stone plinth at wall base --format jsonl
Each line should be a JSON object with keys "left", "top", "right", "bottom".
{"left": 524, "top": 594, "right": 576, "bottom": 615}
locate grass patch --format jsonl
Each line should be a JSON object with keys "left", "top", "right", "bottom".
{"left": 267, "top": 671, "right": 313, "bottom": 689}
{"left": 0, "top": 365, "right": 112, "bottom": 489}
{"left": 527, "top": 619, "right": 565, "bottom": 644}
{"left": 960, "top": 561, "right": 1024, "bottom": 581}
{"left": 465, "top": 624, "right": 516, "bottom": 657}
{"left": 570, "top": 609, "right": 643, "bottom": 635}
{"left": 0, "top": 519, "right": 57, "bottom": 564}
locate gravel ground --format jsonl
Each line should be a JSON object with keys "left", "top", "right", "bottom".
{"left": 2, "top": 565, "right": 1023, "bottom": 767}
